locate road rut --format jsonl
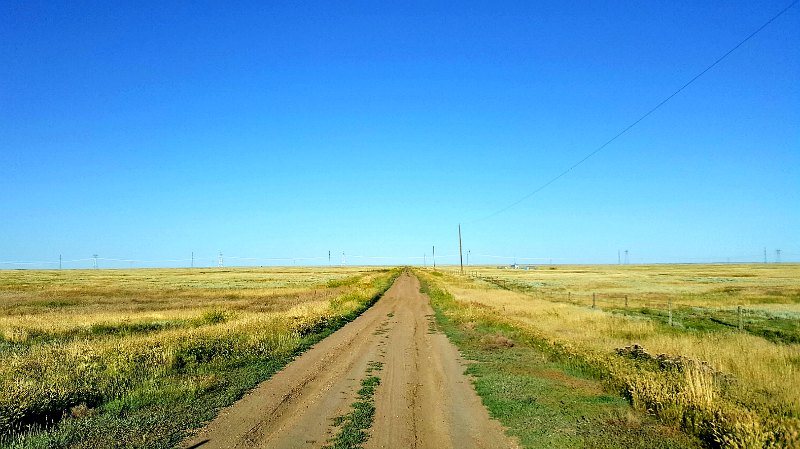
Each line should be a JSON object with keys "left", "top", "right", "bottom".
{"left": 183, "top": 272, "right": 517, "bottom": 449}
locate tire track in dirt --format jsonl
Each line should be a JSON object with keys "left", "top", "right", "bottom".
{"left": 182, "top": 272, "right": 517, "bottom": 449}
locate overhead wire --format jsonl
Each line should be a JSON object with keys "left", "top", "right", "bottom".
{"left": 469, "top": 0, "right": 799, "bottom": 223}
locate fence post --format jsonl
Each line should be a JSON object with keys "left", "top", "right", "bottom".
{"left": 592, "top": 293, "right": 596, "bottom": 309}
{"left": 625, "top": 295, "right": 628, "bottom": 308}
{"left": 668, "top": 299, "right": 673, "bottom": 327}
{"left": 738, "top": 306, "right": 743, "bottom": 331}
{"left": 568, "top": 292, "right": 571, "bottom": 302}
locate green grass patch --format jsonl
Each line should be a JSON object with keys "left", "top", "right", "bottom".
{"left": 323, "top": 362, "right": 383, "bottom": 449}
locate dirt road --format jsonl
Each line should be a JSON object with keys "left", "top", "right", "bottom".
{"left": 183, "top": 272, "right": 517, "bottom": 449}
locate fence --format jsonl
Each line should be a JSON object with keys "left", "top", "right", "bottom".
{"left": 474, "top": 275, "right": 785, "bottom": 334}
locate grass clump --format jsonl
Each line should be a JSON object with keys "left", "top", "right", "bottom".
{"left": 326, "top": 275, "right": 363, "bottom": 288}
{"left": 195, "top": 309, "right": 229, "bottom": 326}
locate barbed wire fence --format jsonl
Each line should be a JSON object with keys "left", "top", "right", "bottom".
{"left": 468, "top": 273, "right": 799, "bottom": 342}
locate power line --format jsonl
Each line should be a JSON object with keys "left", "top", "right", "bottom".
{"left": 470, "top": 0, "right": 798, "bottom": 223}
{"left": 1, "top": 250, "right": 794, "bottom": 269}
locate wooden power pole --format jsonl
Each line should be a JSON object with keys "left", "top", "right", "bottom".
{"left": 458, "top": 224, "right": 464, "bottom": 275}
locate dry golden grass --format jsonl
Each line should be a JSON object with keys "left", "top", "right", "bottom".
{"left": 0, "top": 267, "right": 381, "bottom": 341}
{"left": 454, "top": 264, "right": 800, "bottom": 309}
{"left": 444, "top": 283, "right": 800, "bottom": 411}
{"left": 425, "top": 265, "right": 800, "bottom": 448}
{"left": 0, "top": 266, "right": 397, "bottom": 443}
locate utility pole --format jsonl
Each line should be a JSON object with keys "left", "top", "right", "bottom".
{"left": 341, "top": 252, "right": 346, "bottom": 266}
{"left": 618, "top": 250, "right": 621, "bottom": 265}
{"left": 218, "top": 252, "right": 223, "bottom": 268}
{"left": 624, "top": 250, "right": 629, "bottom": 265}
{"left": 59, "top": 254, "right": 62, "bottom": 270}
{"left": 458, "top": 224, "right": 464, "bottom": 275}
{"left": 93, "top": 254, "right": 98, "bottom": 269}
{"left": 776, "top": 249, "right": 781, "bottom": 263}
{"left": 764, "top": 247, "right": 767, "bottom": 264}
{"left": 467, "top": 250, "right": 470, "bottom": 266}
{"left": 191, "top": 252, "right": 194, "bottom": 268}
{"left": 432, "top": 246, "right": 436, "bottom": 269}
{"left": 328, "top": 250, "right": 331, "bottom": 266}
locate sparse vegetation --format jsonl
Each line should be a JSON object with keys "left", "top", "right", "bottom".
{"left": 324, "top": 361, "right": 384, "bottom": 449}
{"left": 0, "top": 267, "right": 399, "bottom": 448}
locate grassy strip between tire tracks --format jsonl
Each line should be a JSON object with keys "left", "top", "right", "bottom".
{"left": 323, "top": 360, "right": 383, "bottom": 449}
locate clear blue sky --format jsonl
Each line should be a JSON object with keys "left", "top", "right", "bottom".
{"left": 2, "top": 1, "right": 798, "bottom": 268}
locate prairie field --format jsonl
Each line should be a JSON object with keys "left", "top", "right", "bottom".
{"left": 0, "top": 267, "right": 399, "bottom": 448}
{"left": 461, "top": 263, "right": 800, "bottom": 307}
{"left": 2, "top": 264, "right": 798, "bottom": 449}
{"left": 420, "top": 264, "right": 800, "bottom": 448}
